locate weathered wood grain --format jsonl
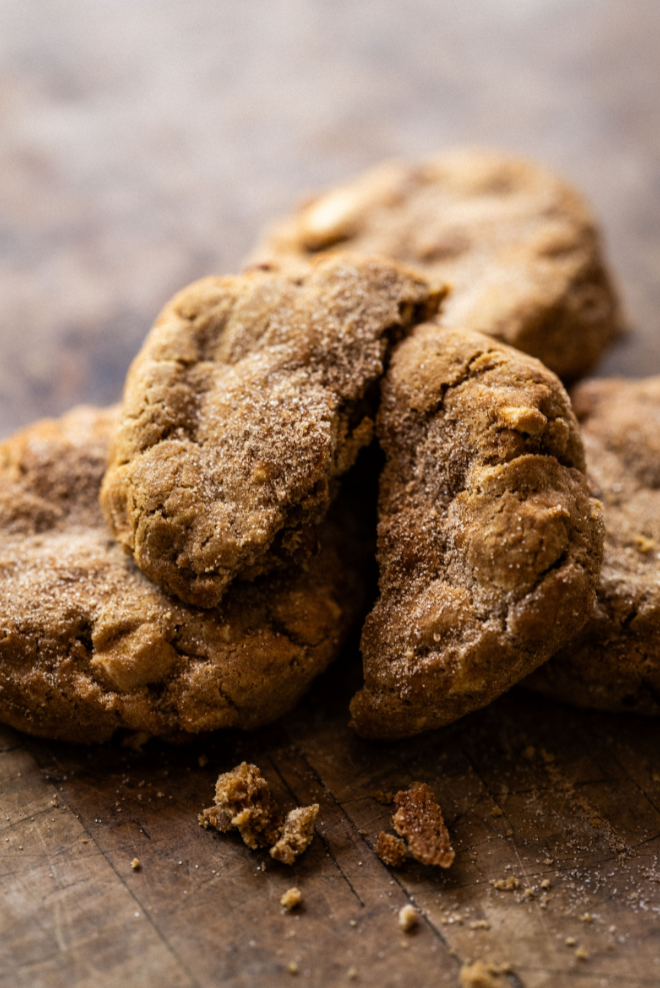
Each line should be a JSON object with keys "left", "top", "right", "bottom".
{"left": 2, "top": 1, "right": 660, "bottom": 985}
{"left": 3, "top": 666, "right": 660, "bottom": 987}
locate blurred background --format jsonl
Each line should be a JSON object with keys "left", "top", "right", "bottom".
{"left": 1, "top": 0, "right": 659, "bottom": 435}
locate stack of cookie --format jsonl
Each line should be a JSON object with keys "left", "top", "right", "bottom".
{"left": 0, "top": 149, "right": 654, "bottom": 747}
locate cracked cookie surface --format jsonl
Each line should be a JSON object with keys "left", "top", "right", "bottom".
{"left": 101, "top": 255, "right": 439, "bottom": 607}
{"left": 525, "top": 377, "right": 660, "bottom": 714}
{"left": 247, "top": 148, "right": 623, "bottom": 382}
{"left": 350, "top": 324, "right": 604, "bottom": 739}
{"left": 0, "top": 406, "right": 367, "bottom": 744}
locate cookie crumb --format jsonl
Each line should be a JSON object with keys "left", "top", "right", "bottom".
{"left": 281, "top": 888, "right": 302, "bottom": 911}
{"left": 490, "top": 877, "right": 519, "bottom": 891}
{"left": 347, "top": 968, "right": 357, "bottom": 980}
{"left": 392, "top": 782, "right": 454, "bottom": 868}
{"left": 543, "top": 858, "right": 553, "bottom": 865}
{"left": 459, "top": 960, "right": 509, "bottom": 987}
{"left": 398, "top": 904, "right": 419, "bottom": 932}
{"left": 576, "top": 949, "right": 588, "bottom": 961}
{"left": 198, "top": 754, "right": 209, "bottom": 768}
{"left": 491, "top": 806, "right": 503, "bottom": 817}
{"left": 371, "top": 790, "right": 394, "bottom": 804}
{"left": 469, "top": 920, "right": 491, "bottom": 930}
{"left": 565, "top": 937, "right": 576, "bottom": 946}
{"left": 131, "top": 858, "right": 140, "bottom": 871}
{"left": 199, "top": 763, "right": 283, "bottom": 848}
{"left": 200, "top": 763, "right": 319, "bottom": 865}
{"left": 540, "top": 879, "right": 550, "bottom": 889}
{"left": 270, "top": 805, "right": 319, "bottom": 865}
{"left": 635, "top": 534, "right": 655, "bottom": 554}
{"left": 288, "top": 961, "right": 298, "bottom": 975}
{"left": 579, "top": 913, "right": 592, "bottom": 922}
{"left": 376, "top": 832, "right": 407, "bottom": 867}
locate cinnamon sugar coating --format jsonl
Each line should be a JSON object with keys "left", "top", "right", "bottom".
{"left": 101, "top": 256, "right": 440, "bottom": 607}
{"left": 525, "top": 377, "right": 660, "bottom": 713}
{"left": 350, "top": 324, "right": 604, "bottom": 739}
{"left": 247, "top": 148, "right": 623, "bottom": 382}
{"left": 0, "top": 407, "right": 367, "bottom": 744}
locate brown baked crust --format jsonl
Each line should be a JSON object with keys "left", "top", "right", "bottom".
{"left": 524, "top": 377, "right": 660, "bottom": 714}
{"left": 0, "top": 406, "right": 367, "bottom": 744}
{"left": 100, "top": 256, "right": 440, "bottom": 607}
{"left": 246, "top": 148, "right": 623, "bottom": 382}
{"left": 349, "top": 324, "right": 604, "bottom": 739}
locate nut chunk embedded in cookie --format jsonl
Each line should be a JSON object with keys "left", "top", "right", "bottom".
{"left": 350, "top": 324, "right": 604, "bottom": 739}
{"left": 101, "top": 255, "right": 441, "bottom": 607}
{"left": 247, "top": 148, "right": 623, "bottom": 382}
{"left": 524, "top": 376, "right": 660, "bottom": 714}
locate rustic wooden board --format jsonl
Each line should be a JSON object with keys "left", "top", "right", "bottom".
{"left": 2, "top": 2, "right": 660, "bottom": 985}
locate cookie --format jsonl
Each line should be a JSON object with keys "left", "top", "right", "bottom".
{"left": 101, "top": 255, "right": 440, "bottom": 607}
{"left": 524, "top": 377, "right": 660, "bottom": 714}
{"left": 247, "top": 148, "right": 623, "bottom": 382}
{"left": 349, "top": 324, "right": 604, "bottom": 739}
{"left": 0, "top": 406, "right": 367, "bottom": 744}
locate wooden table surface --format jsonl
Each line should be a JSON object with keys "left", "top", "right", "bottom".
{"left": 2, "top": 2, "right": 660, "bottom": 986}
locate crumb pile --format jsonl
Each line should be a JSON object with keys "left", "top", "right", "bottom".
{"left": 199, "top": 762, "right": 319, "bottom": 865}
